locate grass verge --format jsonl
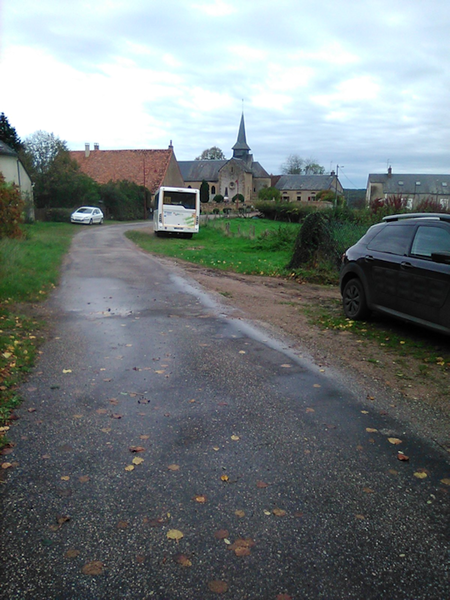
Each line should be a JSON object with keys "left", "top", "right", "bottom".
{"left": 0, "top": 223, "right": 76, "bottom": 448}
{"left": 126, "top": 218, "right": 299, "bottom": 276}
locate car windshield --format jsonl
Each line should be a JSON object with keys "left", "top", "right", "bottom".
{"left": 76, "top": 208, "right": 93, "bottom": 214}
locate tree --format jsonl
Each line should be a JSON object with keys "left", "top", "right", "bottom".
{"left": 200, "top": 180, "right": 210, "bottom": 203}
{"left": 23, "top": 131, "right": 99, "bottom": 209}
{"left": 195, "top": 146, "right": 226, "bottom": 160}
{"left": 281, "top": 154, "right": 325, "bottom": 175}
{"left": 258, "top": 187, "right": 281, "bottom": 202}
{"left": 0, "top": 113, "right": 23, "bottom": 152}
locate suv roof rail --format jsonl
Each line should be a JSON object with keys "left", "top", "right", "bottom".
{"left": 383, "top": 213, "right": 450, "bottom": 223}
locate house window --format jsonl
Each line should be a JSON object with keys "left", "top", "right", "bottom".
{"left": 282, "top": 195, "right": 289, "bottom": 202}
{"left": 297, "top": 195, "right": 302, "bottom": 202}
{"left": 231, "top": 167, "right": 234, "bottom": 174}
{"left": 211, "top": 185, "right": 216, "bottom": 195}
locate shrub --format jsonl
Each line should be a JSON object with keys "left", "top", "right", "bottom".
{"left": 0, "top": 173, "right": 24, "bottom": 239}
{"left": 255, "top": 201, "right": 318, "bottom": 223}
{"left": 213, "top": 194, "right": 224, "bottom": 203}
{"left": 252, "top": 226, "right": 297, "bottom": 251}
{"left": 258, "top": 187, "right": 281, "bottom": 202}
{"left": 223, "top": 208, "right": 231, "bottom": 215}
{"left": 212, "top": 208, "right": 220, "bottom": 215}
{"left": 45, "top": 208, "right": 72, "bottom": 222}
{"left": 287, "top": 212, "right": 334, "bottom": 269}
{"left": 232, "top": 193, "right": 245, "bottom": 203}
{"left": 416, "top": 198, "right": 449, "bottom": 213}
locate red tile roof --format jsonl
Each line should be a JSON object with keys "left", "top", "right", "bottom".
{"left": 70, "top": 148, "right": 174, "bottom": 193}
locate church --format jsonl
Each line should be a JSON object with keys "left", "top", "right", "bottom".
{"left": 178, "top": 114, "right": 271, "bottom": 203}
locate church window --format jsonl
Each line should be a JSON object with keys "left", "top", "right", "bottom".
{"left": 211, "top": 185, "right": 216, "bottom": 195}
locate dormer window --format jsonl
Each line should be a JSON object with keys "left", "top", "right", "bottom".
{"left": 416, "top": 181, "right": 421, "bottom": 185}
{"left": 398, "top": 181, "right": 404, "bottom": 186}
{"left": 443, "top": 182, "right": 448, "bottom": 187}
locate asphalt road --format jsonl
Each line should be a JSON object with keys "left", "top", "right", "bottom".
{"left": 1, "top": 223, "right": 449, "bottom": 600}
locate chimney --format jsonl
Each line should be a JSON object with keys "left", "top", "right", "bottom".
{"left": 85, "top": 143, "right": 90, "bottom": 158}
{"left": 387, "top": 166, "right": 392, "bottom": 177}
{"left": 168, "top": 140, "right": 173, "bottom": 150}
{"left": 94, "top": 143, "right": 99, "bottom": 151}
{"left": 331, "top": 170, "right": 335, "bottom": 176}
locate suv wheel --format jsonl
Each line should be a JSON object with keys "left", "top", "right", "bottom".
{"left": 343, "top": 278, "right": 369, "bottom": 319}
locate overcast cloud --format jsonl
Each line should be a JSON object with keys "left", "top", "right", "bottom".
{"left": 1, "top": 0, "right": 449, "bottom": 187}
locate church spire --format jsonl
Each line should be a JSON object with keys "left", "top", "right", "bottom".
{"left": 232, "top": 113, "right": 251, "bottom": 159}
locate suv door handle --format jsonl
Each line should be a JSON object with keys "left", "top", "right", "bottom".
{"left": 364, "top": 255, "right": 374, "bottom": 262}
{"left": 401, "top": 261, "right": 412, "bottom": 268}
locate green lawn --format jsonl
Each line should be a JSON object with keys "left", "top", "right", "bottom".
{"left": 126, "top": 218, "right": 300, "bottom": 276}
{"left": 0, "top": 223, "right": 76, "bottom": 439}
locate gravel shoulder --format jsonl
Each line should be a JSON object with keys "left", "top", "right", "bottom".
{"left": 158, "top": 256, "right": 450, "bottom": 454}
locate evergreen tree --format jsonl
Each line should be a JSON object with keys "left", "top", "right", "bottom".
{"left": 200, "top": 180, "right": 210, "bottom": 203}
{"left": 0, "top": 113, "right": 23, "bottom": 152}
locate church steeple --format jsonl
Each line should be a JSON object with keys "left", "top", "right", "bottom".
{"left": 232, "top": 113, "right": 251, "bottom": 159}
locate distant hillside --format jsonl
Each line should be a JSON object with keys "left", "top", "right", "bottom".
{"left": 344, "top": 189, "right": 366, "bottom": 209}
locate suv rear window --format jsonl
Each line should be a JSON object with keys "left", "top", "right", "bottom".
{"left": 411, "top": 225, "right": 450, "bottom": 258}
{"left": 367, "top": 224, "right": 413, "bottom": 255}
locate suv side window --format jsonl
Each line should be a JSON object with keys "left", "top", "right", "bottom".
{"left": 411, "top": 225, "right": 450, "bottom": 258}
{"left": 367, "top": 224, "right": 413, "bottom": 255}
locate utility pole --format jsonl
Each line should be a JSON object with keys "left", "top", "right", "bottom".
{"left": 335, "top": 165, "right": 343, "bottom": 206}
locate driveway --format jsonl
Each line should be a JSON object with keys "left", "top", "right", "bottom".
{"left": 1, "top": 223, "right": 449, "bottom": 599}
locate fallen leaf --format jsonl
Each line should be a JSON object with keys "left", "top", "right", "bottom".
{"left": 366, "top": 428, "right": 378, "bottom": 433}
{"left": 82, "top": 561, "right": 104, "bottom": 575}
{"left": 62, "top": 369, "right": 72, "bottom": 374}
{"left": 168, "top": 464, "right": 180, "bottom": 471}
{"left": 117, "top": 521, "right": 128, "bottom": 529}
{"left": 441, "top": 478, "right": 450, "bottom": 486}
{"left": 273, "top": 508, "right": 286, "bottom": 517}
{"left": 140, "top": 435, "right": 150, "bottom": 440}
{"left": 414, "top": 471, "right": 428, "bottom": 479}
{"left": 167, "top": 529, "right": 184, "bottom": 541}
{"left": 214, "top": 529, "right": 229, "bottom": 539}
{"left": 234, "top": 509, "right": 245, "bottom": 518}
{"left": 355, "top": 514, "right": 365, "bottom": 520}
{"left": 125, "top": 465, "right": 135, "bottom": 471}
{"left": 388, "top": 437, "right": 403, "bottom": 445}
{"left": 280, "top": 364, "right": 291, "bottom": 368}
{"left": 111, "top": 413, "right": 123, "bottom": 419}
{"left": 231, "top": 435, "right": 240, "bottom": 441}
{"left": 208, "top": 580, "right": 228, "bottom": 594}
{"left": 96, "top": 409, "right": 108, "bottom": 415}
{"left": 129, "top": 446, "right": 145, "bottom": 453}
{"left": 173, "top": 553, "right": 192, "bottom": 567}
{"left": 101, "top": 428, "right": 111, "bottom": 433}
{"left": 229, "top": 537, "right": 255, "bottom": 556}
{"left": 306, "top": 408, "right": 315, "bottom": 413}
{"left": 27, "top": 407, "right": 36, "bottom": 413}
{"left": 64, "top": 549, "right": 80, "bottom": 559}
{"left": 136, "top": 555, "right": 145, "bottom": 563}
{"left": 221, "top": 474, "right": 229, "bottom": 482}
{"left": 313, "top": 384, "right": 321, "bottom": 388}
{"left": 363, "top": 487, "right": 374, "bottom": 494}
{"left": 109, "top": 398, "right": 119, "bottom": 405}
{"left": 132, "top": 457, "right": 144, "bottom": 465}
{"left": 256, "top": 480, "right": 269, "bottom": 488}
{"left": 79, "top": 475, "right": 90, "bottom": 483}
{"left": 194, "top": 495, "right": 207, "bottom": 503}
{"left": 397, "top": 453, "right": 409, "bottom": 462}
{"left": 1, "top": 462, "right": 13, "bottom": 469}
{"left": 61, "top": 476, "right": 70, "bottom": 481}
{"left": 276, "top": 595, "right": 292, "bottom": 600}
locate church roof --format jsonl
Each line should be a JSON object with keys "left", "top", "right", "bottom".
{"left": 178, "top": 160, "right": 226, "bottom": 182}
{"left": 232, "top": 113, "right": 251, "bottom": 152}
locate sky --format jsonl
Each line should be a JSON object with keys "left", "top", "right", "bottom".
{"left": 1, "top": 0, "right": 449, "bottom": 188}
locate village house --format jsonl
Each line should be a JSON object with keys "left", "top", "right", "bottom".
{"left": 178, "top": 114, "right": 271, "bottom": 203}
{"left": 70, "top": 142, "right": 184, "bottom": 195}
{"left": 366, "top": 167, "right": 450, "bottom": 209}
{"left": 274, "top": 172, "right": 343, "bottom": 205}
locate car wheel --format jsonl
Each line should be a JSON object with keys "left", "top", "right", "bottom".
{"left": 342, "top": 278, "right": 369, "bottom": 320}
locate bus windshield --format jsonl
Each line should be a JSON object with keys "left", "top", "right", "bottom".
{"left": 162, "top": 191, "right": 196, "bottom": 210}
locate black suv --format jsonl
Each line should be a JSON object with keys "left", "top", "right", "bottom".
{"left": 340, "top": 213, "right": 450, "bottom": 335}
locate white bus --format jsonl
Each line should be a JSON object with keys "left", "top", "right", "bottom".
{"left": 153, "top": 186, "right": 200, "bottom": 238}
